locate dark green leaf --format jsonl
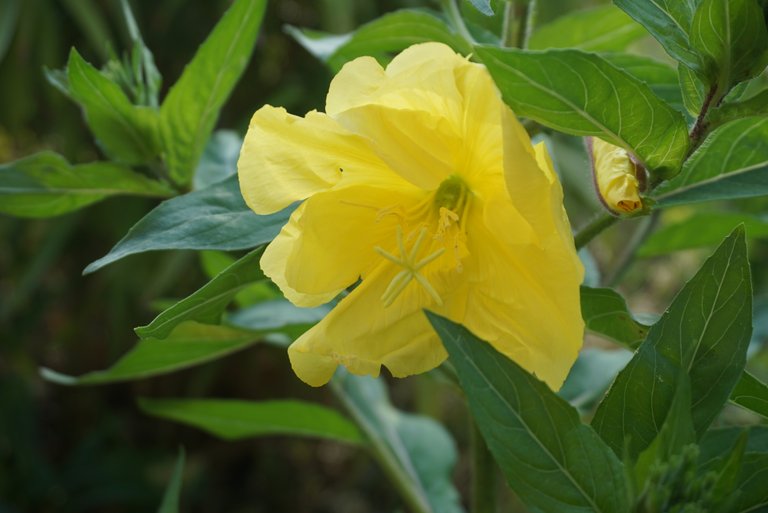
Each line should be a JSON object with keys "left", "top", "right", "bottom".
{"left": 529, "top": 5, "right": 645, "bottom": 52}
{"left": 67, "top": 48, "right": 161, "bottom": 164}
{"left": 136, "top": 248, "right": 265, "bottom": 340}
{"left": 729, "top": 453, "right": 768, "bottom": 513}
{"left": 159, "top": 0, "right": 266, "bottom": 185}
{"left": 690, "top": 0, "right": 768, "bottom": 95}
{"left": 700, "top": 426, "right": 768, "bottom": 467}
{"left": 227, "top": 299, "right": 330, "bottom": 333}
{"left": 730, "top": 371, "right": 768, "bottom": 419}
{"left": 0, "top": 0, "right": 20, "bottom": 63}
{"left": 639, "top": 211, "right": 768, "bottom": 257}
{"left": 476, "top": 46, "right": 689, "bottom": 178}
{"left": 655, "top": 117, "right": 768, "bottom": 206}
{"left": 614, "top": 0, "right": 700, "bottom": 70}
{"left": 581, "top": 286, "right": 649, "bottom": 348}
{"left": 332, "top": 369, "right": 465, "bottom": 513}
{"left": 710, "top": 89, "right": 768, "bottom": 128}
{"left": 193, "top": 130, "right": 241, "bottom": 190}
{"left": 40, "top": 322, "right": 258, "bottom": 385}
{"left": 428, "top": 313, "right": 630, "bottom": 513}
{"left": 83, "top": 176, "right": 292, "bottom": 274}
{"left": 593, "top": 227, "right": 752, "bottom": 458}
{"left": 140, "top": 398, "right": 363, "bottom": 445}
{"left": 0, "top": 151, "right": 172, "bottom": 218}
{"left": 157, "top": 449, "right": 185, "bottom": 513}
{"left": 559, "top": 348, "right": 633, "bottom": 409}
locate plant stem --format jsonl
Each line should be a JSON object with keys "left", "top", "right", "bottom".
{"left": 574, "top": 213, "right": 617, "bottom": 249}
{"left": 500, "top": 2, "right": 516, "bottom": 47}
{"left": 516, "top": 0, "right": 537, "bottom": 49}
{"left": 470, "top": 419, "right": 497, "bottom": 513}
{"left": 604, "top": 210, "right": 660, "bottom": 286}
{"left": 687, "top": 84, "right": 718, "bottom": 155}
{"left": 441, "top": 0, "right": 476, "bottom": 45}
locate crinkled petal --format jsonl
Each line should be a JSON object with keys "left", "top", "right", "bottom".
{"left": 238, "top": 106, "right": 386, "bottom": 214}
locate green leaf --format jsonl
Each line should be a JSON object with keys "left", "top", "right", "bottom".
{"left": 159, "top": 0, "right": 266, "bottom": 185}
{"left": 140, "top": 398, "right": 364, "bottom": 445}
{"left": 0, "top": 0, "right": 20, "bottom": 64}
{"left": 592, "top": 227, "right": 752, "bottom": 458}
{"left": 614, "top": 0, "right": 700, "bottom": 70}
{"left": 83, "top": 176, "right": 291, "bottom": 274}
{"left": 639, "top": 211, "right": 768, "bottom": 257}
{"left": 192, "top": 130, "right": 241, "bottom": 190}
{"left": 602, "top": 53, "right": 685, "bottom": 112}
{"left": 729, "top": 453, "right": 768, "bottom": 513}
{"left": 529, "top": 5, "right": 646, "bottom": 52}
{"left": 580, "top": 286, "right": 649, "bottom": 348}
{"left": 67, "top": 48, "right": 161, "bottom": 165}
{"left": 679, "top": 63, "right": 707, "bottom": 116}
{"left": 558, "top": 348, "right": 633, "bottom": 409}
{"left": 227, "top": 299, "right": 330, "bottom": 334}
{"left": 331, "top": 369, "right": 464, "bottom": 513}
{"left": 467, "top": 0, "right": 493, "bottom": 16}
{"left": 119, "top": 0, "right": 162, "bottom": 108}
{"left": 157, "top": 449, "right": 185, "bottom": 513}
{"left": 288, "top": 10, "right": 471, "bottom": 73}
{"left": 0, "top": 151, "right": 172, "bottom": 218}
{"left": 136, "top": 248, "right": 265, "bottom": 340}
{"left": 655, "top": 117, "right": 768, "bottom": 206}
{"left": 700, "top": 426, "right": 768, "bottom": 466}
{"left": 690, "top": 0, "right": 768, "bottom": 96}
{"left": 730, "top": 371, "right": 768, "bottom": 420}
{"left": 476, "top": 46, "right": 690, "bottom": 178}
{"left": 709, "top": 89, "right": 768, "bottom": 128}
{"left": 40, "top": 322, "right": 258, "bottom": 385}
{"left": 427, "top": 313, "right": 630, "bottom": 513}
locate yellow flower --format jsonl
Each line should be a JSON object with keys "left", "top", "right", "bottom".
{"left": 238, "top": 43, "right": 584, "bottom": 389}
{"left": 589, "top": 137, "right": 644, "bottom": 215}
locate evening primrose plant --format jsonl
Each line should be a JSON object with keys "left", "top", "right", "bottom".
{"left": 2, "top": 0, "right": 768, "bottom": 511}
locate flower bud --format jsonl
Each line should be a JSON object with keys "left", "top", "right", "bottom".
{"left": 587, "top": 137, "right": 645, "bottom": 216}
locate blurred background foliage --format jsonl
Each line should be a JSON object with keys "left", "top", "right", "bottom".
{"left": 1, "top": 0, "right": 766, "bottom": 512}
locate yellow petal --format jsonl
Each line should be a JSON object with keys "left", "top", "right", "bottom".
{"left": 590, "top": 137, "right": 643, "bottom": 214}
{"left": 238, "top": 106, "right": 385, "bottom": 214}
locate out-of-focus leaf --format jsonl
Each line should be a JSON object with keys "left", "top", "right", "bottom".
{"left": 0, "top": 0, "right": 20, "bottom": 63}
{"left": 140, "top": 398, "right": 363, "bottom": 445}
{"left": 40, "top": 322, "right": 258, "bottom": 385}
{"left": 227, "top": 299, "right": 330, "bottom": 333}
{"left": 428, "top": 313, "right": 631, "bottom": 513}
{"left": 690, "top": 0, "right": 768, "bottom": 95}
{"left": 332, "top": 369, "right": 465, "bottom": 513}
{"left": 288, "top": 10, "right": 471, "bottom": 73}
{"left": 476, "top": 46, "right": 689, "bottom": 178}
{"left": 156, "top": 449, "right": 185, "bottom": 513}
{"left": 160, "top": 0, "right": 266, "bottom": 185}
{"left": 135, "top": 248, "right": 265, "bottom": 340}
{"left": 59, "top": 0, "right": 113, "bottom": 62}
{"left": 120, "top": 0, "right": 162, "bottom": 107}
{"left": 655, "top": 117, "right": 768, "bottom": 206}
{"left": 731, "top": 371, "right": 768, "bottom": 420}
{"left": 559, "top": 348, "right": 633, "bottom": 409}
{"left": 580, "top": 286, "right": 649, "bottom": 348}
{"left": 602, "top": 53, "right": 685, "bottom": 111}
{"left": 0, "top": 151, "right": 172, "bottom": 218}
{"left": 639, "top": 211, "right": 768, "bottom": 257}
{"left": 613, "top": 0, "right": 700, "bottom": 70}
{"left": 699, "top": 426, "right": 768, "bottom": 466}
{"left": 728, "top": 453, "right": 768, "bottom": 513}
{"left": 83, "top": 176, "right": 292, "bottom": 274}
{"left": 466, "top": 0, "right": 493, "bottom": 16}
{"left": 67, "top": 49, "right": 161, "bottom": 164}
{"left": 593, "top": 227, "right": 752, "bottom": 458}
{"left": 529, "top": 5, "right": 645, "bottom": 52}
{"left": 193, "top": 130, "right": 241, "bottom": 190}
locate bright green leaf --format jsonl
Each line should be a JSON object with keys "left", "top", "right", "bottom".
{"left": 476, "top": 46, "right": 690, "bottom": 178}
{"left": 331, "top": 369, "right": 465, "bottom": 513}
{"left": 655, "top": 117, "right": 768, "bottom": 206}
{"left": 67, "top": 48, "right": 161, "bottom": 164}
{"left": 0, "top": 151, "right": 172, "bottom": 218}
{"left": 159, "top": 0, "right": 266, "bottom": 185}
{"left": 83, "top": 176, "right": 291, "bottom": 274}
{"left": 135, "top": 248, "right": 265, "bottom": 340}
{"left": 40, "top": 322, "right": 258, "bottom": 385}
{"left": 593, "top": 227, "right": 752, "bottom": 458}
{"left": 140, "top": 398, "right": 363, "bottom": 445}
{"left": 157, "top": 449, "right": 185, "bottom": 513}
{"left": 602, "top": 53, "right": 685, "bottom": 112}
{"left": 580, "top": 286, "right": 649, "bottom": 348}
{"left": 529, "top": 5, "right": 646, "bottom": 52}
{"left": 679, "top": 63, "right": 707, "bottom": 116}
{"left": 730, "top": 371, "right": 768, "bottom": 420}
{"left": 428, "top": 313, "right": 630, "bottom": 513}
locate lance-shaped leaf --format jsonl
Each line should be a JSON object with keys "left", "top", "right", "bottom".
{"left": 0, "top": 151, "right": 172, "bottom": 218}
{"left": 476, "top": 46, "right": 689, "bottom": 178}
{"left": 593, "top": 227, "right": 752, "bottom": 459}
{"left": 331, "top": 369, "right": 465, "bottom": 513}
{"left": 135, "top": 248, "right": 265, "bottom": 340}
{"left": 581, "top": 286, "right": 649, "bottom": 348}
{"left": 613, "top": 0, "right": 700, "bottom": 70}
{"left": 157, "top": 449, "right": 185, "bottom": 513}
{"left": 654, "top": 117, "right": 768, "bottom": 206}
{"left": 83, "top": 175, "right": 291, "bottom": 274}
{"left": 40, "top": 322, "right": 258, "bottom": 385}
{"left": 140, "top": 398, "right": 363, "bottom": 445}
{"left": 730, "top": 371, "right": 768, "bottom": 420}
{"left": 529, "top": 5, "right": 646, "bottom": 52}
{"left": 428, "top": 313, "right": 630, "bottom": 513}
{"left": 160, "top": 0, "right": 266, "bottom": 185}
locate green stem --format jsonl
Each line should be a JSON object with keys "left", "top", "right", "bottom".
{"left": 471, "top": 419, "right": 497, "bottom": 513}
{"left": 516, "top": 0, "right": 537, "bottom": 49}
{"left": 574, "top": 213, "right": 618, "bottom": 249}
{"left": 604, "top": 210, "right": 660, "bottom": 286}
{"left": 500, "top": 2, "right": 516, "bottom": 47}
{"left": 441, "top": 0, "right": 476, "bottom": 45}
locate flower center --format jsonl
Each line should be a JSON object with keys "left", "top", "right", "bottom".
{"left": 434, "top": 175, "right": 469, "bottom": 214}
